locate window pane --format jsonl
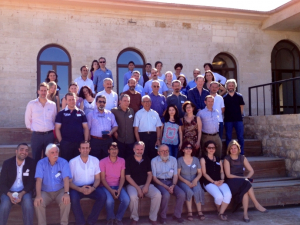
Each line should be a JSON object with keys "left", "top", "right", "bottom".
{"left": 57, "top": 65, "right": 69, "bottom": 101}
{"left": 117, "top": 51, "right": 144, "bottom": 65}
{"left": 118, "top": 67, "right": 128, "bottom": 95}
{"left": 39, "top": 47, "right": 69, "bottom": 62}
{"left": 40, "top": 65, "right": 53, "bottom": 83}
{"left": 275, "top": 49, "right": 294, "bottom": 70}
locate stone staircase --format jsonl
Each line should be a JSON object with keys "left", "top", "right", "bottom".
{"left": 1, "top": 128, "right": 300, "bottom": 225}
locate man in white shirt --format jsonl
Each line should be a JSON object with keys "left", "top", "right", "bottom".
{"left": 210, "top": 81, "right": 225, "bottom": 139}
{"left": 69, "top": 141, "right": 106, "bottom": 225}
{"left": 203, "top": 63, "right": 226, "bottom": 85}
{"left": 74, "top": 65, "right": 95, "bottom": 94}
{"left": 95, "top": 78, "right": 118, "bottom": 110}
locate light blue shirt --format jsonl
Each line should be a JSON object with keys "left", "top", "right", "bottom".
{"left": 151, "top": 155, "right": 178, "bottom": 179}
{"left": 123, "top": 84, "right": 145, "bottom": 96}
{"left": 133, "top": 108, "right": 162, "bottom": 132}
{"left": 186, "top": 80, "right": 196, "bottom": 92}
{"left": 124, "top": 71, "right": 144, "bottom": 87}
{"left": 144, "top": 79, "right": 168, "bottom": 95}
{"left": 93, "top": 68, "right": 113, "bottom": 92}
{"left": 197, "top": 107, "right": 219, "bottom": 134}
{"left": 35, "top": 157, "right": 72, "bottom": 192}
{"left": 172, "top": 73, "right": 187, "bottom": 82}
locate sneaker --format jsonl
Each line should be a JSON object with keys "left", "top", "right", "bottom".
{"left": 172, "top": 216, "right": 184, "bottom": 223}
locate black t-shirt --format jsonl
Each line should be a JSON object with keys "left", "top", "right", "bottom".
{"left": 125, "top": 155, "right": 151, "bottom": 186}
{"left": 55, "top": 108, "right": 87, "bottom": 142}
{"left": 223, "top": 92, "right": 245, "bottom": 122}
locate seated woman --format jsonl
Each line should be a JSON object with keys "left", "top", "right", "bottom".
{"left": 61, "top": 82, "right": 84, "bottom": 110}
{"left": 47, "top": 81, "right": 60, "bottom": 112}
{"left": 79, "top": 85, "right": 95, "bottom": 115}
{"left": 178, "top": 75, "right": 188, "bottom": 96}
{"left": 200, "top": 140, "right": 232, "bottom": 221}
{"left": 203, "top": 70, "right": 226, "bottom": 95}
{"left": 177, "top": 142, "right": 205, "bottom": 221}
{"left": 224, "top": 140, "right": 267, "bottom": 223}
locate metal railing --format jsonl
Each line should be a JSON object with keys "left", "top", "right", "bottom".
{"left": 248, "top": 77, "right": 300, "bottom": 116}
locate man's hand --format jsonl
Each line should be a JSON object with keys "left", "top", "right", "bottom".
{"left": 155, "top": 140, "right": 161, "bottom": 147}
{"left": 110, "top": 189, "right": 119, "bottom": 199}
{"left": 168, "top": 185, "right": 174, "bottom": 194}
{"left": 62, "top": 193, "right": 70, "bottom": 205}
{"left": 34, "top": 196, "right": 43, "bottom": 207}
{"left": 113, "top": 132, "right": 118, "bottom": 139}
{"left": 195, "top": 141, "right": 200, "bottom": 150}
{"left": 137, "top": 187, "right": 144, "bottom": 198}
{"left": 142, "top": 185, "right": 149, "bottom": 195}
{"left": 7, "top": 192, "right": 17, "bottom": 204}
{"left": 82, "top": 186, "right": 94, "bottom": 195}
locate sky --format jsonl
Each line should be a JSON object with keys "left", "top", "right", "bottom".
{"left": 141, "top": 0, "right": 292, "bottom": 12}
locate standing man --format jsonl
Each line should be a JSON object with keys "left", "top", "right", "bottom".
{"left": 144, "top": 68, "right": 168, "bottom": 97}
{"left": 126, "top": 142, "right": 161, "bottom": 225}
{"left": 143, "top": 63, "right": 152, "bottom": 86}
{"left": 186, "top": 68, "right": 201, "bottom": 92}
{"left": 151, "top": 145, "right": 185, "bottom": 224}
{"left": 111, "top": 94, "right": 135, "bottom": 159}
{"left": 197, "top": 95, "right": 222, "bottom": 158}
{"left": 188, "top": 75, "right": 210, "bottom": 112}
{"left": 34, "top": 144, "right": 72, "bottom": 225}
{"left": 69, "top": 141, "right": 106, "bottom": 225}
{"left": 210, "top": 81, "right": 225, "bottom": 139}
{"left": 74, "top": 65, "right": 95, "bottom": 94}
{"left": 0, "top": 143, "right": 36, "bottom": 225}
{"left": 87, "top": 95, "right": 118, "bottom": 160}
{"left": 95, "top": 78, "right": 118, "bottom": 111}
{"left": 100, "top": 142, "right": 130, "bottom": 225}
{"left": 25, "top": 82, "right": 57, "bottom": 161}
{"left": 149, "top": 80, "right": 167, "bottom": 118}
{"left": 203, "top": 63, "right": 226, "bottom": 85}
{"left": 123, "top": 71, "right": 145, "bottom": 96}
{"left": 223, "top": 79, "right": 245, "bottom": 155}
{"left": 55, "top": 92, "right": 89, "bottom": 161}
{"left": 123, "top": 61, "right": 144, "bottom": 87}
{"left": 123, "top": 78, "right": 142, "bottom": 113}
{"left": 133, "top": 95, "right": 162, "bottom": 160}
{"left": 93, "top": 57, "right": 114, "bottom": 92}
{"left": 166, "top": 80, "right": 187, "bottom": 118}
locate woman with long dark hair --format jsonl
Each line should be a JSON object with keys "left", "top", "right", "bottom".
{"left": 45, "top": 70, "right": 61, "bottom": 96}
{"left": 178, "top": 75, "right": 187, "bottom": 96}
{"left": 78, "top": 85, "right": 95, "bottom": 115}
{"left": 204, "top": 70, "right": 226, "bottom": 95}
{"left": 88, "top": 59, "right": 99, "bottom": 80}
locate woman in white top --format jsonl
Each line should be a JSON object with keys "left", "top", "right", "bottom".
{"left": 78, "top": 85, "right": 95, "bottom": 115}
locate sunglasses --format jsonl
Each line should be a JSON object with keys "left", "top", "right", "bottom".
{"left": 207, "top": 147, "right": 216, "bottom": 150}
{"left": 184, "top": 146, "right": 193, "bottom": 150}
{"left": 99, "top": 61, "right": 106, "bottom": 63}
{"left": 97, "top": 101, "right": 106, "bottom": 104}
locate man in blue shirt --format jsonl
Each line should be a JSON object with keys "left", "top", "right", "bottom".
{"left": 123, "top": 61, "right": 144, "bottom": 87}
{"left": 186, "top": 68, "right": 201, "bottom": 92}
{"left": 93, "top": 57, "right": 114, "bottom": 92}
{"left": 123, "top": 71, "right": 145, "bottom": 96}
{"left": 149, "top": 80, "right": 167, "bottom": 118}
{"left": 187, "top": 75, "right": 209, "bottom": 112}
{"left": 144, "top": 68, "right": 168, "bottom": 97}
{"left": 34, "top": 143, "right": 72, "bottom": 225}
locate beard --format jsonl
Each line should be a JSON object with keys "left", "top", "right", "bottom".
{"left": 98, "top": 106, "right": 105, "bottom": 110}
{"left": 129, "top": 86, "right": 135, "bottom": 91}
{"left": 160, "top": 155, "right": 169, "bottom": 161}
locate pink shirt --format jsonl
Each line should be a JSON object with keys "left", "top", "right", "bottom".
{"left": 99, "top": 156, "right": 125, "bottom": 187}
{"left": 25, "top": 98, "right": 57, "bottom": 132}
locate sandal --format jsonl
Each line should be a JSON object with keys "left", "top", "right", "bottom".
{"left": 197, "top": 211, "right": 205, "bottom": 220}
{"left": 187, "top": 212, "right": 193, "bottom": 221}
{"left": 218, "top": 214, "right": 228, "bottom": 221}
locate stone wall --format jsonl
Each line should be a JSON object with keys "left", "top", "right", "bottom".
{"left": 244, "top": 115, "right": 300, "bottom": 177}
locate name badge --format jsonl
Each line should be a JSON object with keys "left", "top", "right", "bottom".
{"left": 64, "top": 113, "right": 71, "bottom": 116}
{"left": 161, "top": 101, "right": 164, "bottom": 105}
{"left": 26, "top": 169, "right": 30, "bottom": 172}
{"left": 76, "top": 114, "right": 81, "bottom": 117}
{"left": 106, "top": 73, "right": 109, "bottom": 75}
{"left": 55, "top": 172, "right": 61, "bottom": 178}
{"left": 192, "top": 164, "right": 196, "bottom": 168}
{"left": 129, "top": 115, "right": 133, "bottom": 118}
{"left": 169, "top": 169, "right": 174, "bottom": 173}
{"left": 181, "top": 101, "right": 185, "bottom": 103}
{"left": 216, "top": 162, "right": 220, "bottom": 165}
{"left": 23, "top": 173, "right": 29, "bottom": 176}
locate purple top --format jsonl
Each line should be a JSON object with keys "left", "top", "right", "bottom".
{"left": 149, "top": 92, "right": 167, "bottom": 118}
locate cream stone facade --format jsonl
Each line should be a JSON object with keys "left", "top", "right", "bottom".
{"left": 1, "top": 0, "right": 300, "bottom": 127}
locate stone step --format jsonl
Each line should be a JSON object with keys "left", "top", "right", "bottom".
{"left": 222, "top": 139, "right": 262, "bottom": 156}
{"left": 0, "top": 128, "right": 31, "bottom": 145}
{"left": 6, "top": 179, "right": 300, "bottom": 225}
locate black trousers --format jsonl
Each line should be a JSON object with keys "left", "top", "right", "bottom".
{"left": 115, "top": 140, "right": 134, "bottom": 159}
{"left": 139, "top": 132, "right": 157, "bottom": 160}
{"left": 59, "top": 140, "right": 80, "bottom": 161}
{"left": 31, "top": 131, "right": 54, "bottom": 162}
{"left": 90, "top": 137, "right": 113, "bottom": 160}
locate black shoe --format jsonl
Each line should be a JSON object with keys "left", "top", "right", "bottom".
{"left": 107, "top": 219, "right": 115, "bottom": 225}
{"left": 172, "top": 216, "right": 184, "bottom": 223}
{"left": 243, "top": 217, "right": 250, "bottom": 223}
{"left": 159, "top": 216, "right": 167, "bottom": 224}
{"left": 114, "top": 219, "right": 124, "bottom": 225}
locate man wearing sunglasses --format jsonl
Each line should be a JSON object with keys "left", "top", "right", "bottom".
{"left": 87, "top": 95, "right": 118, "bottom": 160}
{"left": 149, "top": 80, "right": 167, "bottom": 118}
{"left": 93, "top": 57, "right": 114, "bottom": 92}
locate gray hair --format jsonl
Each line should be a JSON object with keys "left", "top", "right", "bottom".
{"left": 151, "top": 68, "right": 158, "bottom": 72}
{"left": 172, "top": 80, "right": 181, "bottom": 86}
{"left": 45, "top": 143, "right": 59, "bottom": 156}
{"left": 133, "top": 141, "right": 145, "bottom": 149}
{"left": 152, "top": 80, "right": 160, "bottom": 86}
{"left": 96, "top": 95, "right": 106, "bottom": 102}
{"left": 225, "top": 79, "right": 237, "bottom": 90}
{"left": 142, "top": 95, "right": 151, "bottom": 102}
{"left": 195, "top": 75, "right": 205, "bottom": 82}
{"left": 132, "top": 70, "right": 141, "bottom": 78}
{"left": 103, "top": 78, "right": 113, "bottom": 84}
{"left": 158, "top": 144, "right": 169, "bottom": 152}
{"left": 128, "top": 78, "right": 137, "bottom": 84}
{"left": 120, "top": 94, "right": 130, "bottom": 101}
{"left": 210, "top": 81, "right": 220, "bottom": 87}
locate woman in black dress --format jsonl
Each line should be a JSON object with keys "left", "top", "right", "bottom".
{"left": 224, "top": 140, "right": 267, "bottom": 223}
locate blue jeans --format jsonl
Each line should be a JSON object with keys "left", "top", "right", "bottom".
{"left": 101, "top": 186, "right": 130, "bottom": 221}
{"left": 0, "top": 192, "right": 34, "bottom": 225}
{"left": 219, "top": 122, "right": 224, "bottom": 140}
{"left": 166, "top": 144, "right": 178, "bottom": 158}
{"left": 225, "top": 121, "right": 244, "bottom": 155}
{"left": 70, "top": 187, "right": 106, "bottom": 225}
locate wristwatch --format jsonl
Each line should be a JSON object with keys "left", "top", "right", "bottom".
{"left": 64, "top": 192, "right": 70, "bottom": 195}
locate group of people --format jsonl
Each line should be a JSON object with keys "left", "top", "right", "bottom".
{"left": 0, "top": 58, "right": 267, "bottom": 225}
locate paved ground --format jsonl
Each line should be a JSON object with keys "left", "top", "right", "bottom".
{"left": 63, "top": 206, "right": 300, "bottom": 225}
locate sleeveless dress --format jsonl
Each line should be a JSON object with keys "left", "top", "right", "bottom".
{"left": 201, "top": 155, "right": 221, "bottom": 187}
{"left": 182, "top": 116, "right": 198, "bottom": 155}
{"left": 224, "top": 155, "right": 252, "bottom": 212}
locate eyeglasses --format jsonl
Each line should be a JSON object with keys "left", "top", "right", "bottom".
{"left": 184, "top": 146, "right": 193, "bottom": 150}
{"left": 143, "top": 101, "right": 151, "bottom": 103}
{"left": 159, "top": 150, "right": 169, "bottom": 153}
{"left": 153, "top": 86, "right": 160, "bottom": 88}
{"left": 207, "top": 147, "right": 216, "bottom": 150}
{"left": 109, "top": 147, "right": 118, "bottom": 150}
{"left": 99, "top": 61, "right": 106, "bottom": 63}
{"left": 97, "top": 101, "right": 106, "bottom": 104}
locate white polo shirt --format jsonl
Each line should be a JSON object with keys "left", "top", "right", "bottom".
{"left": 74, "top": 76, "right": 95, "bottom": 94}
{"left": 69, "top": 155, "right": 100, "bottom": 187}
{"left": 10, "top": 160, "right": 25, "bottom": 192}
{"left": 95, "top": 90, "right": 118, "bottom": 111}
{"left": 213, "top": 94, "right": 225, "bottom": 122}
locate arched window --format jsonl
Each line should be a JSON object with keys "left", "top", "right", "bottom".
{"left": 116, "top": 48, "right": 145, "bottom": 94}
{"left": 37, "top": 44, "right": 71, "bottom": 101}
{"left": 212, "top": 52, "right": 237, "bottom": 82}
{"left": 271, "top": 40, "right": 300, "bottom": 114}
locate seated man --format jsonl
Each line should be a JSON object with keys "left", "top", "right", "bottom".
{"left": 126, "top": 141, "right": 161, "bottom": 225}
{"left": 34, "top": 143, "right": 72, "bottom": 225}
{"left": 0, "top": 143, "right": 36, "bottom": 225}
{"left": 100, "top": 142, "right": 130, "bottom": 225}
{"left": 151, "top": 145, "right": 185, "bottom": 224}
{"left": 69, "top": 141, "right": 106, "bottom": 225}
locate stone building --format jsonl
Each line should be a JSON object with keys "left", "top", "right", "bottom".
{"left": 1, "top": 0, "right": 300, "bottom": 127}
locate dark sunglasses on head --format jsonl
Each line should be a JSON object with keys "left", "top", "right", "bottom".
{"left": 98, "top": 101, "right": 106, "bottom": 104}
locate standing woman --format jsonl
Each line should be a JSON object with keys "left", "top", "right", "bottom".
{"left": 204, "top": 70, "right": 226, "bottom": 95}
{"left": 178, "top": 75, "right": 188, "bottom": 96}
{"left": 78, "top": 85, "right": 95, "bottom": 115}
{"left": 200, "top": 140, "right": 232, "bottom": 221}
{"left": 224, "top": 140, "right": 267, "bottom": 223}
{"left": 164, "top": 71, "right": 173, "bottom": 96}
{"left": 181, "top": 101, "right": 202, "bottom": 156}
{"left": 47, "top": 81, "right": 60, "bottom": 112}
{"left": 161, "top": 104, "right": 183, "bottom": 158}
{"left": 155, "top": 61, "right": 165, "bottom": 80}
{"left": 177, "top": 142, "right": 205, "bottom": 221}
{"left": 61, "top": 82, "right": 84, "bottom": 110}
{"left": 45, "top": 70, "right": 61, "bottom": 96}
{"left": 88, "top": 59, "right": 99, "bottom": 80}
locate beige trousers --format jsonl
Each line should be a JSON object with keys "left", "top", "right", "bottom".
{"left": 126, "top": 184, "right": 161, "bottom": 222}
{"left": 34, "top": 188, "right": 70, "bottom": 225}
